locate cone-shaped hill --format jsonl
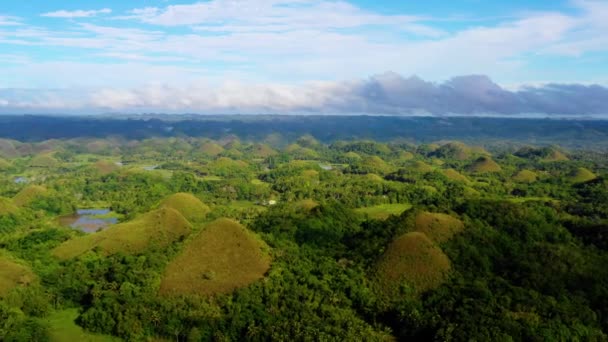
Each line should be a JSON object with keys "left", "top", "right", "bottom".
{"left": 413, "top": 212, "right": 464, "bottom": 243}
{"left": 159, "top": 218, "right": 270, "bottom": 296}
{"left": 0, "top": 255, "right": 36, "bottom": 297}
{"left": 13, "top": 185, "right": 47, "bottom": 207}
{"left": 512, "top": 170, "right": 538, "bottom": 183}
{"left": 0, "top": 158, "right": 11, "bottom": 170}
{"left": 0, "top": 197, "right": 19, "bottom": 215}
{"left": 375, "top": 232, "right": 450, "bottom": 297}
{"left": 468, "top": 156, "right": 502, "bottom": 173}
{"left": 160, "top": 193, "right": 210, "bottom": 223}
{"left": 443, "top": 168, "right": 470, "bottom": 183}
{"left": 568, "top": 168, "right": 597, "bottom": 184}
{"left": 52, "top": 207, "right": 192, "bottom": 260}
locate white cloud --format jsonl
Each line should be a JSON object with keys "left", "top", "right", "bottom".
{"left": 41, "top": 8, "right": 112, "bottom": 18}
{"left": 0, "top": 15, "right": 21, "bottom": 26}
{"left": 1, "top": 73, "right": 607, "bottom": 116}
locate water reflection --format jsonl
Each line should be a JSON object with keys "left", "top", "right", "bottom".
{"left": 59, "top": 209, "right": 117, "bottom": 233}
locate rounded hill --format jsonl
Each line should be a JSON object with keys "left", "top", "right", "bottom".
{"left": 413, "top": 212, "right": 464, "bottom": 243}
{"left": 13, "top": 185, "right": 48, "bottom": 207}
{"left": 0, "top": 255, "right": 36, "bottom": 298}
{"left": 468, "top": 156, "right": 502, "bottom": 173}
{"left": 52, "top": 207, "right": 192, "bottom": 260}
{"left": 160, "top": 193, "right": 210, "bottom": 223}
{"left": 159, "top": 218, "right": 270, "bottom": 296}
{"left": 375, "top": 232, "right": 450, "bottom": 297}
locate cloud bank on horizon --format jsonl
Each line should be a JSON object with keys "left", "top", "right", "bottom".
{"left": 0, "top": 0, "right": 607, "bottom": 115}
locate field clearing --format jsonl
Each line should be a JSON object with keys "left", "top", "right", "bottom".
{"left": 356, "top": 203, "right": 412, "bottom": 220}
{"left": 47, "top": 309, "right": 120, "bottom": 342}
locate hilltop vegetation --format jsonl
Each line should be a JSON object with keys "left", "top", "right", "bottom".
{"left": 1, "top": 131, "right": 608, "bottom": 341}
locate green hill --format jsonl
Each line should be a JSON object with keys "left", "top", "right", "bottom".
{"left": 92, "top": 160, "right": 119, "bottom": 175}
{"left": 410, "top": 161, "right": 433, "bottom": 173}
{"left": 0, "top": 158, "right": 11, "bottom": 170}
{"left": 13, "top": 185, "right": 48, "bottom": 207}
{"left": 52, "top": 207, "right": 192, "bottom": 260}
{"left": 159, "top": 193, "right": 210, "bottom": 223}
{"left": 159, "top": 218, "right": 270, "bottom": 296}
{"left": 375, "top": 232, "right": 450, "bottom": 297}
{"left": 413, "top": 212, "right": 464, "bottom": 243}
{"left": 568, "top": 168, "right": 597, "bottom": 184}
{"left": 0, "top": 196, "right": 19, "bottom": 215}
{"left": 0, "top": 255, "right": 36, "bottom": 297}
{"left": 433, "top": 142, "right": 472, "bottom": 160}
{"left": 199, "top": 141, "right": 225, "bottom": 156}
{"left": 512, "top": 170, "right": 538, "bottom": 183}
{"left": 30, "top": 154, "right": 59, "bottom": 168}
{"left": 443, "top": 168, "right": 470, "bottom": 183}
{"left": 468, "top": 156, "right": 502, "bottom": 173}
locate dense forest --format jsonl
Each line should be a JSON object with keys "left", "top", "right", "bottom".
{"left": 1, "top": 116, "right": 608, "bottom": 341}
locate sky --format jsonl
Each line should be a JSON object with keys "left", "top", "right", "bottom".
{"left": 0, "top": 0, "right": 607, "bottom": 115}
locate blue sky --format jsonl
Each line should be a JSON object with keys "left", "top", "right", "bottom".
{"left": 0, "top": 0, "right": 607, "bottom": 114}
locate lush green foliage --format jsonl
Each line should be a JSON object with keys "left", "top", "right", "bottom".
{"left": 1, "top": 134, "right": 608, "bottom": 341}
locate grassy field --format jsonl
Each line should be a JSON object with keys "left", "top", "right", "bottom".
{"left": 159, "top": 218, "right": 270, "bottom": 296}
{"left": 375, "top": 232, "right": 450, "bottom": 297}
{"left": 53, "top": 207, "right": 192, "bottom": 260}
{"left": 356, "top": 203, "right": 412, "bottom": 220}
{"left": 413, "top": 212, "right": 464, "bottom": 243}
{"left": 47, "top": 309, "right": 120, "bottom": 342}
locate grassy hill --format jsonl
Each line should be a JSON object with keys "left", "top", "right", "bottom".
{"left": 355, "top": 203, "right": 412, "bottom": 220}
{"left": 159, "top": 193, "right": 210, "bottom": 223}
{"left": 413, "top": 212, "right": 464, "bottom": 243}
{"left": 92, "top": 160, "right": 119, "bottom": 175}
{"left": 13, "top": 185, "right": 48, "bottom": 207}
{"left": 53, "top": 207, "right": 192, "bottom": 260}
{"left": 512, "top": 170, "right": 538, "bottom": 183}
{"left": 375, "top": 232, "right": 450, "bottom": 297}
{"left": 443, "top": 168, "right": 470, "bottom": 183}
{"left": 0, "top": 196, "right": 19, "bottom": 215}
{"left": 468, "top": 156, "right": 502, "bottom": 173}
{"left": 568, "top": 167, "right": 597, "bottom": 184}
{"left": 30, "top": 154, "right": 59, "bottom": 168}
{"left": 0, "top": 255, "right": 36, "bottom": 297}
{"left": 199, "top": 141, "right": 225, "bottom": 156}
{"left": 0, "top": 157, "right": 11, "bottom": 170}
{"left": 159, "top": 218, "right": 270, "bottom": 296}
{"left": 433, "top": 142, "right": 473, "bottom": 160}
{"left": 409, "top": 161, "right": 433, "bottom": 173}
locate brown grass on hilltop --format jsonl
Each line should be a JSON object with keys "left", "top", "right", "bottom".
{"left": 13, "top": 185, "right": 48, "bottom": 207}
{"left": 443, "top": 168, "right": 470, "bottom": 183}
{"left": 468, "top": 156, "right": 502, "bottom": 173}
{"left": 512, "top": 170, "right": 538, "bottom": 183}
{"left": 413, "top": 212, "right": 464, "bottom": 243}
{"left": 159, "top": 218, "right": 270, "bottom": 297}
{"left": 0, "top": 255, "right": 36, "bottom": 297}
{"left": 375, "top": 232, "right": 450, "bottom": 297}
{"left": 160, "top": 193, "right": 210, "bottom": 223}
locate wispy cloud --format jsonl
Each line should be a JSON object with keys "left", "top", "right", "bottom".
{"left": 0, "top": 15, "right": 21, "bottom": 26}
{"left": 41, "top": 8, "right": 112, "bottom": 19}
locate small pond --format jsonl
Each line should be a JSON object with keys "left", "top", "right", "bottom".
{"left": 59, "top": 209, "right": 118, "bottom": 233}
